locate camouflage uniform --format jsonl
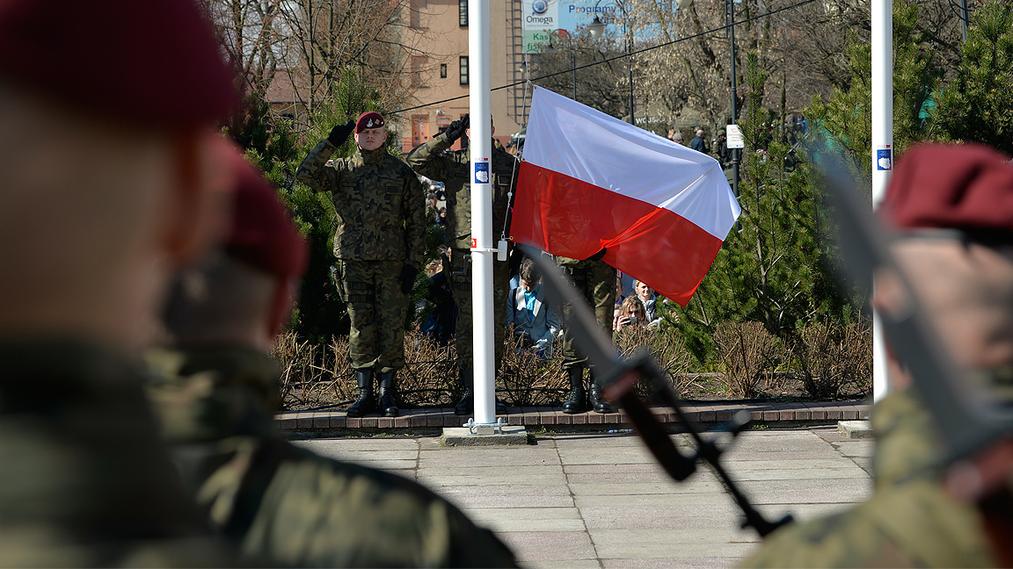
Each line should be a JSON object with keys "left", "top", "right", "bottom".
{"left": 406, "top": 133, "right": 517, "bottom": 376}
{"left": 742, "top": 390, "right": 997, "bottom": 568}
{"left": 557, "top": 257, "right": 617, "bottom": 413}
{"left": 0, "top": 341, "right": 231, "bottom": 567}
{"left": 296, "top": 141, "right": 426, "bottom": 372}
{"left": 146, "top": 345, "right": 518, "bottom": 568}
{"left": 557, "top": 257, "right": 617, "bottom": 369}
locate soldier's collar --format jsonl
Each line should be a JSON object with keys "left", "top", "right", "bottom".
{"left": 357, "top": 146, "right": 387, "bottom": 164}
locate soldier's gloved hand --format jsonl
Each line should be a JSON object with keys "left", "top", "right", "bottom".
{"left": 400, "top": 264, "right": 419, "bottom": 294}
{"left": 445, "top": 114, "right": 470, "bottom": 142}
{"left": 328, "top": 120, "right": 356, "bottom": 146}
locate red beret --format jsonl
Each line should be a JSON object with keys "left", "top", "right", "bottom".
{"left": 355, "top": 112, "right": 385, "bottom": 133}
{"left": 0, "top": 0, "right": 238, "bottom": 129}
{"left": 881, "top": 144, "right": 1013, "bottom": 241}
{"left": 227, "top": 153, "right": 308, "bottom": 280}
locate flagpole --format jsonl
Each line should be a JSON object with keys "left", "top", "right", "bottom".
{"left": 871, "top": 0, "right": 893, "bottom": 403}
{"left": 469, "top": 0, "right": 496, "bottom": 426}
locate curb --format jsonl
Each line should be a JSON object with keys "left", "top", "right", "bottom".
{"left": 277, "top": 399, "right": 870, "bottom": 434}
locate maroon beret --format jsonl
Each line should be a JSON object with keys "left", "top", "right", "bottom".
{"left": 0, "top": 0, "right": 238, "bottom": 129}
{"left": 355, "top": 111, "right": 385, "bottom": 133}
{"left": 881, "top": 144, "right": 1013, "bottom": 240}
{"left": 227, "top": 152, "right": 308, "bottom": 280}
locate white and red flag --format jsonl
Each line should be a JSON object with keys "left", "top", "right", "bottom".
{"left": 510, "top": 87, "right": 741, "bottom": 306}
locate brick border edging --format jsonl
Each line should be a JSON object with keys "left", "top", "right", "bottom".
{"left": 276, "top": 400, "right": 870, "bottom": 432}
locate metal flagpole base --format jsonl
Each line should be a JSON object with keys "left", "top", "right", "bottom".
{"left": 441, "top": 418, "right": 528, "bottom": 446}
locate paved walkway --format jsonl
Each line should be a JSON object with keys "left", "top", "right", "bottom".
{"left": 295, "top": 428, "right": 873, "bottom": 568}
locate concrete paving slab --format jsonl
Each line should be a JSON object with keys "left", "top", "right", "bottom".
{"left": 418, "top": 472, "right": 568, "bottom": 486}
{"left": 465, "top": 507, "right": 582, "bottom": 522}
{"left": 419, "top": 448, "right": 560, "bottom": 467}
{"left": 550, "top": 434, "right": 649, "bottom": 448}
{"left": 569, "top": 481, "right": 723, "bottom": 496}
{"left": 590, "top": 529, "right": 758, "bottom": 560}
{"left": 445, "top": 494, "right": 576, "bottom": 509}
{"left": 527, "top": 560, "right": 601, "bottom": 569}
{"left": 419, "top": 465, "right": 564, "bottom": 478}
{"left": 602, "top": 558, "right": 740, "bottom": 568}
{"left": 723, "top": 466, "right": 869, "bottom": 481}
{"left": 833, "top": 441, "right": 875, "bottom": 457}
{"left": 838, "top": 420, "right": 874, "bottom": 439}
{"left": 575, "top": 493, "right": 743, "bottom": 509}
{"left": 480, "top": 517, "right": 588, "bottom": 532}
{"left": 299, "top": 449, "right": 419, "bottom": 462}
{"left": 739, "top": 477, "right": 870, "bottom": 504}
{"left": 341, "top": 459, "right": 418, "bottom": 471}
{"left": 558, "top": 446, "right": 657, "bottom": 465}
{"left": 499, "top": 531, "right": 597, "bottom": 562}
{"left": 293, "top": 438, "right": 419, "bottom": 451}
{"left": 436, "top": 483, "right": 572, "bottom": 496}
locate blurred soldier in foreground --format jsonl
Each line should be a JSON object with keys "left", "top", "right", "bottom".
{"left": 149, "top": 155, "right": 518, "bottom": 567}
{"left": 0, "top": 0, "right": 240, "bottom": 565}
{"left": 744, "top": 143, "right": 1013, "bottom": 567}
{"left": 296, "top": 112, "right": 426, "bottom": 417}
{"left": 406, "top": 115, "right": 517, "bottom": 415}
{"left": 558, "top": 255, "right": 618, "bottom": 414}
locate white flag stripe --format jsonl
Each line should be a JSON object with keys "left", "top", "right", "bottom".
{"left": 523, "top": 87, "right": 741, "bottom": 240}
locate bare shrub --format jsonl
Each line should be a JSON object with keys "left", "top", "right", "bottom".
{"left": 613, "top": 325, "right": 695, "bottom": 401}
{"left": 498, "top": 328, "right": 567, "bottom": 407}
{"left": 796, "top": 320, "right": 873, "bottom": 399}
{"left": 714, "top": 322, "right": 783, "bottom": 398}
{"left": 397, "top": 332, "right": 458, "bottom": 407}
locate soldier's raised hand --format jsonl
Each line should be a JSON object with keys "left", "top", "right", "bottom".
{"left": 445, "top": 114, "right": 470, "bottom": 142}
{"left": 328, "top": 120, "right": 356, "bottom": 146}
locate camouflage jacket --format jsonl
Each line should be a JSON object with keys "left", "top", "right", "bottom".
{"left": 741, "top": 391, "right": 997, "bottom": 568}
{"left": 0, "top": 340, "right": 232, "bottom": 567}
{"left": 146, "top": 345, "right": 518, "bottom": 568}
{"left": 406, "top": 132, "right": 518, "bottom": 251}
{"left": 297, "top": 141, "right": 427, "bottom": 267}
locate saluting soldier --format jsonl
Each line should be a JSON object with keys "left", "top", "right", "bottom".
{"left": 149, "top": 153, "right": 518, "bottom": 568}
{"left": 743, "top": 144, "right": 1013, "bottom": 568}
{"left": 296, "top": 112, "right": 426, "bottom": 418}
{"left": 0, "top": 0, "right": 241, "bottom": 564}
{"left": 407, "top": 115, "right": 517, "bottom": 415}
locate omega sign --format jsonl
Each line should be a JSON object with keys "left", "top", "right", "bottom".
{"left": 527, "top": 0, "right": 555, "bottom": 24}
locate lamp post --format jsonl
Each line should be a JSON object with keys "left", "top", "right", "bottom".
{"left": 726, "top": 0, "right": 739, "bottom": 196}
{"left": 588, "top": 0, "right": 633, "bottom": 125}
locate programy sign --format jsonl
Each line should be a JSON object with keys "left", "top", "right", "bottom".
{"left": 522, "top": 0, "right": 624, "bottom": 53}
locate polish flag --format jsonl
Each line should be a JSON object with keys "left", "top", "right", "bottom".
{"left": 510, "top": 87, "right": 741, "bottom": 306}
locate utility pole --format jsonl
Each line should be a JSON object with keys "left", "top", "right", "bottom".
{"left": 468, "top": 0, "right": 496, "bottom": 426}
{"left": 959, "top": 0, "right": 969, "bottom": 42}
{"left": 871, "top": 0, "right": 894, "bottom": 403}
{"left": 727, "top": 0, "right": 739, "bottom": 196}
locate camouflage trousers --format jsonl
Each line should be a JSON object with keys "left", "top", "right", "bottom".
{"left": 335, "top": 259, "right": 407, "bottom": 372}
{"left": 560, "top": 260, "right": 616, "bottom": 369}
{"left": 449, "top": 249, "right": 509, "bottom": 373}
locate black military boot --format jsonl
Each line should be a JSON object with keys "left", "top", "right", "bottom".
{"left": 589, "top": 374, "right": 616, "bottom": 414}
{"left": 378, "top": 370, "right": 399, "bottom": 417}
{"left": 562, "top": 366, "right": 587, "bottom": 414}
{"left": 346, "top": 368, "right": 376, "bottom": 417}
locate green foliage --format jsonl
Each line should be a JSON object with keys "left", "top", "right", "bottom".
{"left": 934, "top": 0, "right": 1013, "bottom": 154}
{"left": 666, "top": 52, "right": 855, "bottom": 364}
{"left": 807, "top": 0, "right": 944, "bottom": 173}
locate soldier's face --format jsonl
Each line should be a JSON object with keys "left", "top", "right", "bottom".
{"left": 876, "top": 239, "right": 1013, "bottom": 373}
{"left": 354, "top": 127, "right": 387, "bottom": 151}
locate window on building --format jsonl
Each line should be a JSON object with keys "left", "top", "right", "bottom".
{"left": 459, "top": 0, "right": 468, "bottom": 27}
{"left": 439, "top": 63, "right": 447, "bottom": 78}
{"left": 459, "top": 56, "right": 469, "bottom": 85}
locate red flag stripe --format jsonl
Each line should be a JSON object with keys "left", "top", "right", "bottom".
{"left": 512, "top": 162, "right": 723, "bottom": 307}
